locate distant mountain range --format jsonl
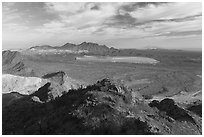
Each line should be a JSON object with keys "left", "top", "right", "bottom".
{"left": 2, "top": 41, "right": 202, "bottom": 78}
{"left": 30, "top": 42, "right": 118, "bottom": 54}
{"left": 28, "top": 41, "right": 200, "bottom": 56}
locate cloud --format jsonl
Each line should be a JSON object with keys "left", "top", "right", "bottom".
{"left": 147, "top": 13, "right": 201, "bottom": 23}
{"left": 104, "top": 13, "right": 136, "bottom": 28}
{"left": 157, "top": 30, "right": 202, "bottom": 37}
{"left": 119, "top": 2, "right": 168, "bottom": 12}
{"left": 41, "top": 2, "right": 124, "bottom": 35}
{"left": 100, "top": 2, "right": 202, "bottom": 39}
{"left": 2, "top": 2, "right": 202, "bottom": 50}
{"left": 90, "top": 4, "right": 100, "bottom": 10}
{"left": 3, "top": 2, "right": 60, "bottom": 26}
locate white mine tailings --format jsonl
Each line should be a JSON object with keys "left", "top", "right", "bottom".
{"left": 2, "top": 74, "right": 47, "bottom": 95}
{"left": 76, "top": 56, "right": 159, "bottom": 64}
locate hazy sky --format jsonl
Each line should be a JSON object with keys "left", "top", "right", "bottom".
{"left": 2, "top": 2, "right": 202, "bottom": 50}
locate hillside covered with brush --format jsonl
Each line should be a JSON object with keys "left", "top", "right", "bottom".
{"left": 2, "top": 78, "right": 202, "bottom": 135}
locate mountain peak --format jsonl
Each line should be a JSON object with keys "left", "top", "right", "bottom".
{"left": 30, "top": 45, "right": 53, "bottom": 50}
{"left": 60, "top": 43, "right": 76, "bottom": 48}
{"left": 79, "top": 41, "right": 99, "bottom": 46}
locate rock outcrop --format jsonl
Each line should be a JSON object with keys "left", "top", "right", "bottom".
{"left": 149, "top": 98, "right": 196, "bottom": 124}
{"left": 42, "top": 71, "right": 65, "bottom": 85}
{"left": 2, "top": 74, "right": 47, "bottom": 95}
{"left": 39, "top": 71, "right": 86, "bottom": 101}
{"left": 3, "top": 71, "right": 86, "bottom": 102}
{"left": 2, "top": 78, "right": 202, "bottom": 135}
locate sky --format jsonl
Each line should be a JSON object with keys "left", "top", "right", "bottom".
{"left": 2, "top": 2, "right": 202, "bottom": 50}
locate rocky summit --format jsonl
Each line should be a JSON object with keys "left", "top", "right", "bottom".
{"left": 2, "top": 77, "right": 202, "bottom": 135}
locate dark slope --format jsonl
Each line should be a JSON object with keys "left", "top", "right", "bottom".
{"left": 149, "top": 98, "right": 196, "bottom": 123}
{"left": 187, "top": 104, "right": 202, "bottom": 117}
{"left": 2, "top": 78, "right": 201, "bottom": 135}
{"left": 2, "top": 92, "right": 25, "bottom": 108}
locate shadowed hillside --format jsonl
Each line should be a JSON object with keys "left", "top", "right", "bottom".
{"left": 2, "top": 78, "right": 202, "bottom": 135}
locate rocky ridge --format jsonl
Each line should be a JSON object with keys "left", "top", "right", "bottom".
{"left": 2, "top": 77, "right": 202, "bottom": 135}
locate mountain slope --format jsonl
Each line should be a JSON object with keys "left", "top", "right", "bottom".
{"left": 2, "top": 78, "right": 202, "bottom": 135}
{"left": 56, "top": 43, "right": 77, "bottom": 49}
{"left": 2, "top": 50, "right": 23, "bottom": 65}
{"left": 2, "top": 50, "right": 36, "bottom": 76}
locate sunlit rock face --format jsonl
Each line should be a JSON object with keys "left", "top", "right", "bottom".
{"left": 42, "top": 71, "right": 86, "bottom": 96}
{"left": 2, "top": 74, "right": 48, "bottom": 95}
{"left": 2, "top": 71, "right": 87, "bottom": 102}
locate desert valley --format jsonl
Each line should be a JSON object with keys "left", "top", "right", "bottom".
{"left": 2, "top": 42, "right": 202, "bottom": 134}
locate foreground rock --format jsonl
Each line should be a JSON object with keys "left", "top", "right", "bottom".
{"left": 3, "top": 71, "right": 86, "bottom": 103}
{"left": 2, "top": 78, "right": 202, "bottom": 135}
{"left": 149, "top": 98, "right": 196, "bottom": 123}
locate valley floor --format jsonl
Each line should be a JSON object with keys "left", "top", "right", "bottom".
{"left": 2, "top": 49, "right": 202, "bottom": 135}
